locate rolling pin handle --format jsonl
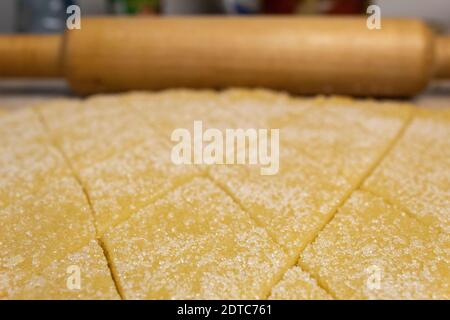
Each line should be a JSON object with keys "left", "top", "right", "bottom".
{"left": 435, "top": 36, "right": 450, "bottom": 79}
{"left": 0, "top": 34, "right": 63, "bottom": 78}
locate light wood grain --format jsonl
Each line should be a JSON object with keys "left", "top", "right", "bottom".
{"left": 64, "top": 17, "right": 436, "bottom": 97}
{"left": 0, "top": 35, "right": 62, "bottom": 77}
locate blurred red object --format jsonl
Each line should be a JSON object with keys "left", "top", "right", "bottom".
{"left": 263, "top": 0, "right": 367, "bottom": 15}
{"left": 263, "top": 0, "right": 298, "bottom": 14}
{"left": 326, "top": 0, "right": 367, "bottom": 14}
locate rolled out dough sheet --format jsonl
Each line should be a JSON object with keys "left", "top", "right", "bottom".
{"left": 0, "top": 89, "right": 448, "bottom": 299}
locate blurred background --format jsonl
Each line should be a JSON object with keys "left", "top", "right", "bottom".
{"left": 0, "top": 0, "right": 449, "bottom": 34}
{"left": 0, "top": 0, "right": 449, "bottom": 110}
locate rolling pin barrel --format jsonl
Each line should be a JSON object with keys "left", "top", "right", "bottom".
{"left": 64, "top": 17, "right": 437, "bottom": 97}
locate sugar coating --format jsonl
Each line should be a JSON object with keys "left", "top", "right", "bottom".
{"left": 0, "top": 108, "right": 49, "bottom": 148}
{"left": 0, "top": 143, "right": 73, "bottom": 209}
{"left": 125, "top": 89, "right": 312, "bottom": 137}
{"left": 125, "top": 90, "right": 246, "bottom": 137}
{"left": 0, "top": 106, "right": 118, "bottom": 299}
{"left": 363, "top": 109, "right": 450, "bottom": 232}
{"left": 102, "top": 177, "right": 288, "bottom": 299}
{"left": 1, "top": 89, "right": 448, "bottom": 300}
{"left": 0, "top": 117, "right": 101, "bottom": 298}
{"left": 79, "top": 138, "right": 199, "bottom": 235}
{"left": 269, "top": 266, "right": 333, "bottom": 300}
{"left": 37, "top": 96, "right": 157, "bottom": 170}
{"left": 0, "top": 176, "right": 100, "bottom": 298}
{"left": 2, "top": 240, "right": 119, "bottom": 300}
{"left": 59, "top": 89, "right": 314, "bottom": 236}
{"left": 279, "top": 98, "right": 412, "bottom": 184}
{"left": 209, "top": 146, "right": 348, "bottom": 262}
{"left": 216, "top": 88, "right": 311, "bottom": 128}
{"left": 209, "top": 97, "right": 411, "bottom": 261}
{"left": 300, "top": 190, "right": 449, "bottom": 300}
{"left": 0, "top": 110, "right": 72, "bottom": 211}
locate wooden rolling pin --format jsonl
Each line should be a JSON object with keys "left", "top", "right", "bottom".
{"left": 0, "top": 17, "right": 449, "bottom": 97}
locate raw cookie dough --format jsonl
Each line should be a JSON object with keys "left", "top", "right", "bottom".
{"left": 1, "top": 89, "right": 448, "bottom": 300}
{"left": 126, "top": 89, "right": 312, "bottom": 137}
{"left": 3, "top": 240, "right": 120, "bottom": 300}
{"left": 102, "top": 177, "right": 288, "bottom": 299}
{"left": 209, "top": 98, "right": 412, "bottom": 261}
{"left": 300, "top": 190, "right": 449, "bottom": 300}
{"left": 78, "top": 138, "right": 199, "bottom": 235}
{"left": 269, "top": 266, "right": 333, "bottom": 300}
{"left": 37, "top": 96, "right": 156, "bottom": 171}
{"left": 363, "top": 109, "right": 450, "bottom": 232}
{"left": 0, "top": 110, "right": 117, "bottom": 299}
